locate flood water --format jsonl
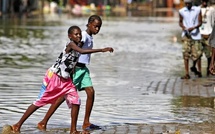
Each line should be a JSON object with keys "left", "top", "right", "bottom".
{"left": 1, "top": 16, "right": 215, "bottom": 133}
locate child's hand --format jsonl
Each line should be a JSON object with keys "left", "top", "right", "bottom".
{"left": 102, "top": 47, "right": 114, "bottom": 53}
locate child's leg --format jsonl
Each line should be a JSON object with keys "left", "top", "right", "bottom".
{"left": 197, "top": 58, "right": 202, "bottom": 73}
{"left": 73, "top": 67, "right": 96, "bottom": 130}
{"left": 83, "top": 86, "right": 95, "bottom": 129}
{"left": 70, "top": 104, "right": 80, "bottom": 134}
{"left": 70, "top": 104, "right": 89, "bottom": 134}
{"left": 12, "top": 104, "right": 39, "bottom": 133}
{"left": 38, "top": 96, "right": 65, "bottom": 130}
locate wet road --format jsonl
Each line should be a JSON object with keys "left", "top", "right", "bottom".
{"left": 1, "top": 16, "right": 215, "bottom": 134}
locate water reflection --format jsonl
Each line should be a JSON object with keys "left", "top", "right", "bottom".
{"left": 171, "top": 96, "right": 215, "bottom": 123}
{"left": 178, "top": 96, "right": 214, "bottom": 108}
{"left": 0, "top": 20, "right": 67, "bottom": 69}
{"left": 0, "top": 20, "right": 62, "bottom": 38}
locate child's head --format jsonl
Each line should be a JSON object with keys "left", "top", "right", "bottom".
{"left": 86, "top": 15, "right": 102, "bottom": 35}
{"left": 68, "top": 26, "right": 82, "bottom": 44}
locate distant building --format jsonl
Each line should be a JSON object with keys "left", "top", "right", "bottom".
{"left": 0, "top": 0, "right": 38, "bottom": 17}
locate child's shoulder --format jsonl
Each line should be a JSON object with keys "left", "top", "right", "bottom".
{"left": 82, "top": 30, "right": 87, "bottom": 36}
{"left": 81, "top": 31, "right": 91, "bottom": 40}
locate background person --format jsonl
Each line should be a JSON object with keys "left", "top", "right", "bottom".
{"left": 179, "top": 0, "right": 203, "bottom": 79}
{"left": 193, "top": 0, "right": 215, "bottom": 76}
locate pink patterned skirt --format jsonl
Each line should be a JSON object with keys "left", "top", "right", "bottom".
{"left": 33, "top": 69, "right": 81, "bottom": 108}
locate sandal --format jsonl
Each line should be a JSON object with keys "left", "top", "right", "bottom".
{"left": 181, "top": 74, "right": 190, "bottom": 79}
{"left": 83, "top": 124, "right": 101, "bottom": 131}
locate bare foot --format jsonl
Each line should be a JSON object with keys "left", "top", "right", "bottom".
{"left": 12, "top": 124, "right": 21, "bottom": 133}
{"left": 82, "top": 123, "right": 91, "bottom": 130}
{"left": 71, "top": 130, "right": 90, "bottom": 134}
{"left": 37, "top": 122, "right": 46, "bottom": 131}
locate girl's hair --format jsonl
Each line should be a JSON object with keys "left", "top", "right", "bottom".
{"left": 87, "top": 15, "right": 102, "bottom": 25}
{"left": 68, "top": 26, "right": 81, "bottom": 34}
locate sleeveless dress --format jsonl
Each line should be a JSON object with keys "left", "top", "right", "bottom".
{"left": 33, "top": 42, "right": 81, "bottom": 108}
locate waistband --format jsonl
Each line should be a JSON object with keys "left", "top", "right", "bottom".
{"left": 76, "top": 62, "right": 86, "bottom": 68}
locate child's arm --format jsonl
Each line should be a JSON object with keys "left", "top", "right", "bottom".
{"left": 79, "top": 41, "right": 84, "bottom": 48}
{"left": 65, "top": 42, "right": 114, "bottom": 54}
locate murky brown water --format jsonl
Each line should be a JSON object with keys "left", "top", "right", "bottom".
{"left": 1, "top": 16, "right": 215, "bottom": 134}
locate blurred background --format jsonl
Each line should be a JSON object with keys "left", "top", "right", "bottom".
{"left": 0, "top": 0, "right": 215, "bottom": 19}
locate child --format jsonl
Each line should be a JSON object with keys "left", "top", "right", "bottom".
{"left": 37, "top": 15, "right": 112, "bottom": 131}
{"left": 11, "top": 25, "right": 114, "bottom": 134}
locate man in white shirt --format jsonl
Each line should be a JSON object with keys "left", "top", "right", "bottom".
{"left": 198, "top": 0, "right": 215, "bottom": 76}
{"left": 179, "top": 0, "right": 202, "bottom": 79}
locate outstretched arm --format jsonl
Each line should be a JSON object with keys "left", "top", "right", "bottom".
{"left": 65, "top": 42, "right": 114, "bottom": 54}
